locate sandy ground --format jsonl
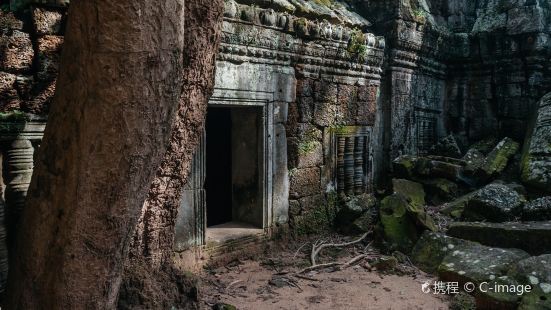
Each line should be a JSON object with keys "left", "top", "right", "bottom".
{"left": 201, "top": 237, "right": 450, "bottom": 310}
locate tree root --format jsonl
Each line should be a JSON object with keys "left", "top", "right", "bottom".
{"left": 295, "top": 231, "right": 372, "bottom": 275}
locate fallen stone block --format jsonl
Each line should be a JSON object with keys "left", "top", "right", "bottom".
{"left": 523, "top": 197, "right": 551, "bottom": 221}
{"left": 462, "top": 183, "right": 525, "bottom": 222}
{"left": 411, "top": 231, "right": 472, "bottom": 273}
{"left": 447, "top": 221, "right": 551, "bottom": 255}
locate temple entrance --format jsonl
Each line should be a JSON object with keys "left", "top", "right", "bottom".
{"left": 204, "top": 106, "right": 265, "bottom": 242}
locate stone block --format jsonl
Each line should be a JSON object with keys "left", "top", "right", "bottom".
{"left": 297, "top": 96, "right": 313, "bottom": 122}
{"left": 462, "top": 183, "right": 525, "bottom": 222}
{"left": 379, "top": 193, "right": 419, "bottom": 253}
{"left": 521, "top": 92, "right": 551, "bottom": 192}
{"left": 289, "top": 167, "right": 320, "bottom": 198}
{"left": 438, "top": 242, "right": 530, "bottom": 309}
{"left": 522, "top": 197, "right": 551, "bottom": 221}
{"left": 36, "top": 35, "right": 64, "bottom": 81}
{"left": 32, "top": 7, "right": 65, "bottom": 36}
{"left": 0, "top": 30, "right": 33, "bottom": 73}
{"left": 447, "top": 221, "right": 551, "bottom": 255}
{"left": 411, "top": 231, "right": 472, "bottom": 273}
{"left": 298, "top": 194, "right": 326, "bottom": 212}
{"left": 0, "top": 72, "right": 20, "bottom": 111}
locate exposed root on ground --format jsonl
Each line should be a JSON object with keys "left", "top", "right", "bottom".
{"left": 295, "top": 231, "right": 373, "bottom": 275}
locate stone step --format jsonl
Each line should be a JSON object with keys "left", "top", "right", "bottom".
{"left": 447, "top": 221, "right": 551, "bottom": 256}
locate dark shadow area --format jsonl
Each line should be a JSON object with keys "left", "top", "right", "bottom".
{"left": 205, "top": 107, "right": 232, "bottom": 227}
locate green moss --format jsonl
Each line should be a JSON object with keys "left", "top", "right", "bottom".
{"left": 312, "top": 0, "right": 334, "bottom": 7}
{"left": 347, "top": 29, "right": 368, "bottom": 62}
{"left": 379, "top": 194, "right": 419, "bottom": 252}
{"left": 0, "top": 110, "right": 27, "bottom": 122}
{"left": 412, "top": 8, "right": 426, "bottom": 23}
{"left": 293, "top": 191, "right": 338, "bottom": 236}
{"left": 298, "top": 140, "right": 318, "bottom": 155}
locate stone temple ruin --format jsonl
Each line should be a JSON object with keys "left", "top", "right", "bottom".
{"left": 1, "top": 0, "right": 551, "bottom": 308}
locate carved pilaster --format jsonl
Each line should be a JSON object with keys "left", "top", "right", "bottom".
{"left": 4, "top": 138, "right": 35, "bottom": 244}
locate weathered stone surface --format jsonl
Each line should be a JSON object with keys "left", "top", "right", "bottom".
{"left": 509, "top": 255, "right": 551, "bottom": 310}
{"left": 523, "top": 197, "right": 551, "bottom": 221}
{"left": 428, "top": 134, "right": 462, "bottom": 158}
{"left": 509, "top": 255, "right": 551, "bottom": 295}
{"left": 438, "top": 242, "right": 530, "bottom": 309}
{"left": 392, "top": 155, "right": 417, "bottom": 178}
{"left": 349, "top": 210, "right": 377, "bottom": 234}
{"left": 0, "top": 72, "right": 20, "bottom": 111}
{"left": 336, "top": 193, "right": 376, "bottom": 228}
{"left": 289, "top": 167, "right": 320, "bottom": 198}
{"left": 421, "top": 178, "right": 459, "bottom": 201}
{"left": 441, "top": 191, "right": 476, "bottom": 219}
{"left": 392, "top": 178, "right": 425, "bottom": 208}
{"left": 0, "top": 11, "right": 23, "bottom": 34}
{"left": 32, "top": 7, "right": 65, "bottom": 36}
{"left": 447, "top": 221, "right": 551, "bottom": 255}
{"left": 36, "top": 35, "right": 64, "bottom": 81}
{"left": 298, "top": 194, "right": 326, "bottom": 212}
{"left": 463, "top": 148, "right": 485, "bottom": 175}
{"left": 411, "top": 231, "right": 471, "bottom": 273}
{"left": 379, "top": 194, "right": 419, "bottom": 253}
{"left": 462, "top": 183, "right": 525, "bottom": 222}
{"left": 521, "top": 93, "right": 551, "bottom": 193}
{"left": 391, "top": 178, "right": 437, "bottom": 231}
{"left": 479, "top": 137, "right": 519, "bottom": 178}
{"left": 0, "top": 30, "right": 33, "bottom": 73}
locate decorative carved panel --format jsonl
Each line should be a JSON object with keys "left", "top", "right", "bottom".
{"left": 332, "top": 126, "right": 371, "bottom": 195}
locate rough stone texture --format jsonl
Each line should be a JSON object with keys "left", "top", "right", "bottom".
{"left": 0, "top": 30, "right": 33, "bottom": 73}
{"left": 509, "top": 255, "right": 551, "bottom": 298}
{"left": 392, "top": 178, "right": 425, "bottom": 208}
{"left": 448, "top": 221, "right": 551, "bottom": 256}
{"left": 32, "top": 7, "right": 65, "bottom": 36}
{"left": 411, "top": 231, "right": 471, "bottom": 273}
{"left": 438, "top": 243, "right": 530, "bottom": 309}
{"left": 379, "top": 193, "right": 419, "bottom": 253}
{"left": 428, "top": 134, "right": 462, "bottom": 158}
{"left": 462, "top": 183, "right": 525, "bottom": 222}
{"left": 523, "top": 197, "right": 551, "bottom": 221}
{"left": 289, "top": 167, "right": 320, "bottom": 199}
{"left": 0, "top": 72, "right": 20, "bottom": 111}
{"left": 521, "top": 92, "right": 551, "bottom": 193}
{"left": 478, "top": 137, "right": 519, "bottom": 179}
{"left": 441, "top": 191, "right": 476, "bottom": 219}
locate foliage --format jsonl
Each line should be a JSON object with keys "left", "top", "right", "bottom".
{"left": 347, "top": 29, "right": 368, "bottom": 63}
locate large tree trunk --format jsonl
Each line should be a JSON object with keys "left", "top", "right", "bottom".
{"left": 130, "top": 0, "right": 223, "bottom": 265}
{"left": 118, "top": 0, "right": 224, "bottom": 307}
{"left": 5, "top": 1, "right": 186, "bottom": 309}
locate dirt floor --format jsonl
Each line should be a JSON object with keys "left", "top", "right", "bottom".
{"left": 201, "top": 235, "right": 450, "bottom": 310}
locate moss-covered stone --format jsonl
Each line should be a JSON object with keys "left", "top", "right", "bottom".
{"left": 441, "top": 191, "right": 476, "bottom": 219}
{"left": 379, "top": 194, "right": 419, "bottom": 253}
{"left": 462, "top": 183, "right": 525, "bottom": 222}
{"left": 480, "top": 137, "right": 519, "bottom": 178}
{"left": 392, "top": 178, "right": 425, "bottom": 208}
{"left": 411, "top": 231, "right": 471, "bottom": 273}
{"left": 421, "top": 178, "right": 459, "bottom": 201}
{"left": 438, "top": 243, "right": 530, "bottom": 309}
{"left": 392, "top": 155, "right": 418, "bottom": 178}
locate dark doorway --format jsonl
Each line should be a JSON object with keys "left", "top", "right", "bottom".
{"left": 205, "top": 107, "right": 232, "bottom": 227}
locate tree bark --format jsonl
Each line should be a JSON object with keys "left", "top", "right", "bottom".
{"left": 5, "top": 1, "right": 186, "bottom": 309}
{"left": 130, "top": 0, "right": 224, "bottom": 265}
{"left": 118, "top": 1, "right": 224, "bottom": 307}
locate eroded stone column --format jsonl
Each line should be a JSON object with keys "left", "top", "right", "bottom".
{"left": 3, "top": 138, "right": 35, "bottom": 247}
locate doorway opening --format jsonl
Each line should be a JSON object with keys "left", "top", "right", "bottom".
{"left": 205, "top": 106, "right": 265, "bottom": 243}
